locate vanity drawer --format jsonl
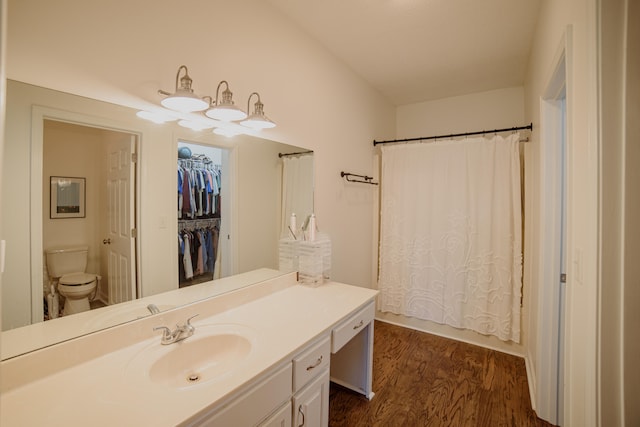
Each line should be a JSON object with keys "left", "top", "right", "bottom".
{"left": 187, "top": 362, "right": 292, "bottom": 426}
{"left": 292, "top": 335, "right": 331, "bottom": 392}
{"left": 331, "top": 301, "right": 375, "bottom": 353}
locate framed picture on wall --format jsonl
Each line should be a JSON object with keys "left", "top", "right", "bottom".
{"left": 50, "top": 176, "right": 85, "bottom": 219}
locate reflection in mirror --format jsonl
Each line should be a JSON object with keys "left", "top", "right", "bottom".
{"left": 279, "top": 151, "right": 314, "bottom": 239}
{"left": 1, "top": 80, "right": 314, "bottom": 360}
{"left": 42, "top": 120, "right": 138, "bottom": 320}
{"left": 177, "top": 142, "right": 228, "bottom": 287}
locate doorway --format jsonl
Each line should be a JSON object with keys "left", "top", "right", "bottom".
{"left": 36, "top": 116, "right": 139, "bottom": 321}
{"left": 177, "top": 141, "right": 231, "bottom": 287}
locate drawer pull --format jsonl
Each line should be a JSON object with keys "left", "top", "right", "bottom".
{"left": 306, "top": 355, "right": 323, "bottom": 371}
{"left": 298, "top": 404, "right": 305, "bottom": 426}
{"left": 352, "top": 320, "right": 364, "bottom": 330}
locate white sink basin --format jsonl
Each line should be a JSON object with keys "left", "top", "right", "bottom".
{"left": 126, "top": 324, "right": 256, "bottom": 390}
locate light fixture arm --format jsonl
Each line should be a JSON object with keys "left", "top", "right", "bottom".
{"left": 246, "top": 92, "right": 262, "bottom": 114}
{"left": 213, "top": 80, "right": 232, "bottom": 106}
{"left": 175, "top": 65, "right": 189, "bottom": 92}
{"left": 240, "top": 91, "right": 275, "bottom": 129}
{"left": 158, "top": 65, "right": 198, "bottom": 97}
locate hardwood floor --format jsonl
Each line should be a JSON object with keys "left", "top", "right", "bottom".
{"left": 329, "top": 320, "right": 555, "bottom": 427}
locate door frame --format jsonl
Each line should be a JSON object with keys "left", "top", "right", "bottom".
{"left": 30, "top": 106, "right": 141, "bottom": 322}
{"left": 535, "top": 27, "right": 572, "bottom": 425}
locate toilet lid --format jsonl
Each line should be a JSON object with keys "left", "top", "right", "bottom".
{"left": 59, "top": 273, "right": 96, "bottom": 286}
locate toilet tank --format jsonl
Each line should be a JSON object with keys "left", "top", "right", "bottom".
{"left": 45, "top": 246, "right": 89, "bottom": 278}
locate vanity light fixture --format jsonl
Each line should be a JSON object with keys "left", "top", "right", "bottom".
{"left": 240, "top": 92, "right": 276, "bottom": 129}
{"left": 205, "top": 81, "right": 248, "bottom": 122}
{"left": 158, "top": 65, "right": 209, "bottom": 113}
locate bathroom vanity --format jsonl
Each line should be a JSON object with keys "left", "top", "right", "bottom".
{"left": 0, "top": 271, "right": 377, "bottom": 426}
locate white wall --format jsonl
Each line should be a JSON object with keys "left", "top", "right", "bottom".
{"left": 598, "top": 0, "right": 625, "bottom": 424}
{"left": 524, "top": 0, "right": 599, "bottom": 425}
{"left": 397, "top": 87, "right": 526, "bottom": 139}
{"left": 380, "top": 87, "right": 526, "bottom": 356}
{"left": 623, "top": 3, "right": 640, "bottom": 423}
{"left": 0, "top": 0, "right": 8, "bottom": 336}
{"left": 601, "top": 0, "right": 640, "bottom": 424}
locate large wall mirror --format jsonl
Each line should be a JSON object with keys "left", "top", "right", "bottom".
{"left": 1, "top": 80, "right": 314, "bottom": 359}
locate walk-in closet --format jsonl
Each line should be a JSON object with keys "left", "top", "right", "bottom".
{"left": 177, "top": 141, "right": 228, "bottom": 287}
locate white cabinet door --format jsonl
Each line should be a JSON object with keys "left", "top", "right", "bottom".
{"left": 292, "top": 368, "right": 329, "bottom": 427}
{"left": 259, "top": 401, "right": 292, "bottom": 427}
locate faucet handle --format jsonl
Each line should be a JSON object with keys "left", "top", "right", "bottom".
{"left": 153, "top": 325, "right": 172, "bottom": 341}
{"left": 186, "top": 314, "right": 199, "bottom": 329}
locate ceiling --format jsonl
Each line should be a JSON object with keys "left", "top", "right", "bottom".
{"left": 268, "top": 0, "right": 541, "bottom": 106}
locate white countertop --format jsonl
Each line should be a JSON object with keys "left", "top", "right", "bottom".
{"left": 0, "top": 278, "right": 377, "bottom": 426}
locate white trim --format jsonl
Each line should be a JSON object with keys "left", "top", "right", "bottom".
{"left": 525, "top": 349, "right": 537, "bottom": 412}
{"left": 30, "top": 108, "right": 44, "bottom": 324}
{"left": 374, "top": 316, "right": 524, "bottom": 359}
{"left": 535, "top": 25, "right": 572, "bottom": 426}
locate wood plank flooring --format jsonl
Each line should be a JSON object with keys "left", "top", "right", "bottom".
{"left": 329, "top": 320, "right": 555, "bottom": 427}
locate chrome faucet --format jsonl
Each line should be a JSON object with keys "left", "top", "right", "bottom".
{"left": 154, "top": 314, "right": 198, "bottom": 345}
{"left": 146, "top": 304, "right": 160, "bottom": 315}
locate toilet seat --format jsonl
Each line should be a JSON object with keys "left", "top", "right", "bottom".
{"left": 60, "top": 272, "right": 97, "bottom": 286}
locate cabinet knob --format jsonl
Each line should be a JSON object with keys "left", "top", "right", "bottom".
{"left": 103, "top": 238, "right": 111, "bottom": 245}
{"left": 352, "top": 320, "right": 364, "bottom": 330}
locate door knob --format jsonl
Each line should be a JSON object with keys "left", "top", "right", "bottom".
{"left": 103, "top": 238, "right": 111, "bottom": 245}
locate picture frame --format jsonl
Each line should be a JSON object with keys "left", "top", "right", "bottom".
{"left": 50, "top": 176, "right": 85, "bottom": 219}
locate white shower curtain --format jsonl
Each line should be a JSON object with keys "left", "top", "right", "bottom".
{"left": 281, "top": 154, "right": 314, "bottom": 236}
{"left": 378, "top": 134, "right": 522, "bottom": 342}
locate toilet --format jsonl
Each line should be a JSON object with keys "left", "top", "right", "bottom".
{"left": 45, "top": 246, "right": 99, "bottom": 316}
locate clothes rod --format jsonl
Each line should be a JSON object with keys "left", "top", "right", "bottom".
{"left": 278, "top": 150, "right": 314, "bottom": 158}
{"left": 372, "top": 123, "right": 533, "bottom": 146}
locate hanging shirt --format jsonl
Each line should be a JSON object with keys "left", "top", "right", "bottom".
{"left": 182, "top": 232, "right": 194, "bottom": 280}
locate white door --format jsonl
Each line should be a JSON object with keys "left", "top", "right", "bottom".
{"left": 537, "top": 48, "right": 568, "bottom": 425}
{"left": 103, "top": 134, "right": 136, "bottom": 304}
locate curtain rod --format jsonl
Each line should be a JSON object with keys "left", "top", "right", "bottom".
{"left": 372, "top": 123, "right": 533, "bottom": 146}
{"left": 278, "top": 150, "right": 314, "bottom": 158}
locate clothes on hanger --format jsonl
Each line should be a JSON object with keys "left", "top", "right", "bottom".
{"left": 178, "top": 222, "right": 220, "bottom": 284}
{"left": 178, "top": 157, "right": 221, "bottom": 220}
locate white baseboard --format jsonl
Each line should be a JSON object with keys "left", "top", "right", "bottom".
{"left": 374, "top": 315, "right": 525, "bottom": 358}
{"left": 524, "top": 350, "right": 537, "bottom": 412}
